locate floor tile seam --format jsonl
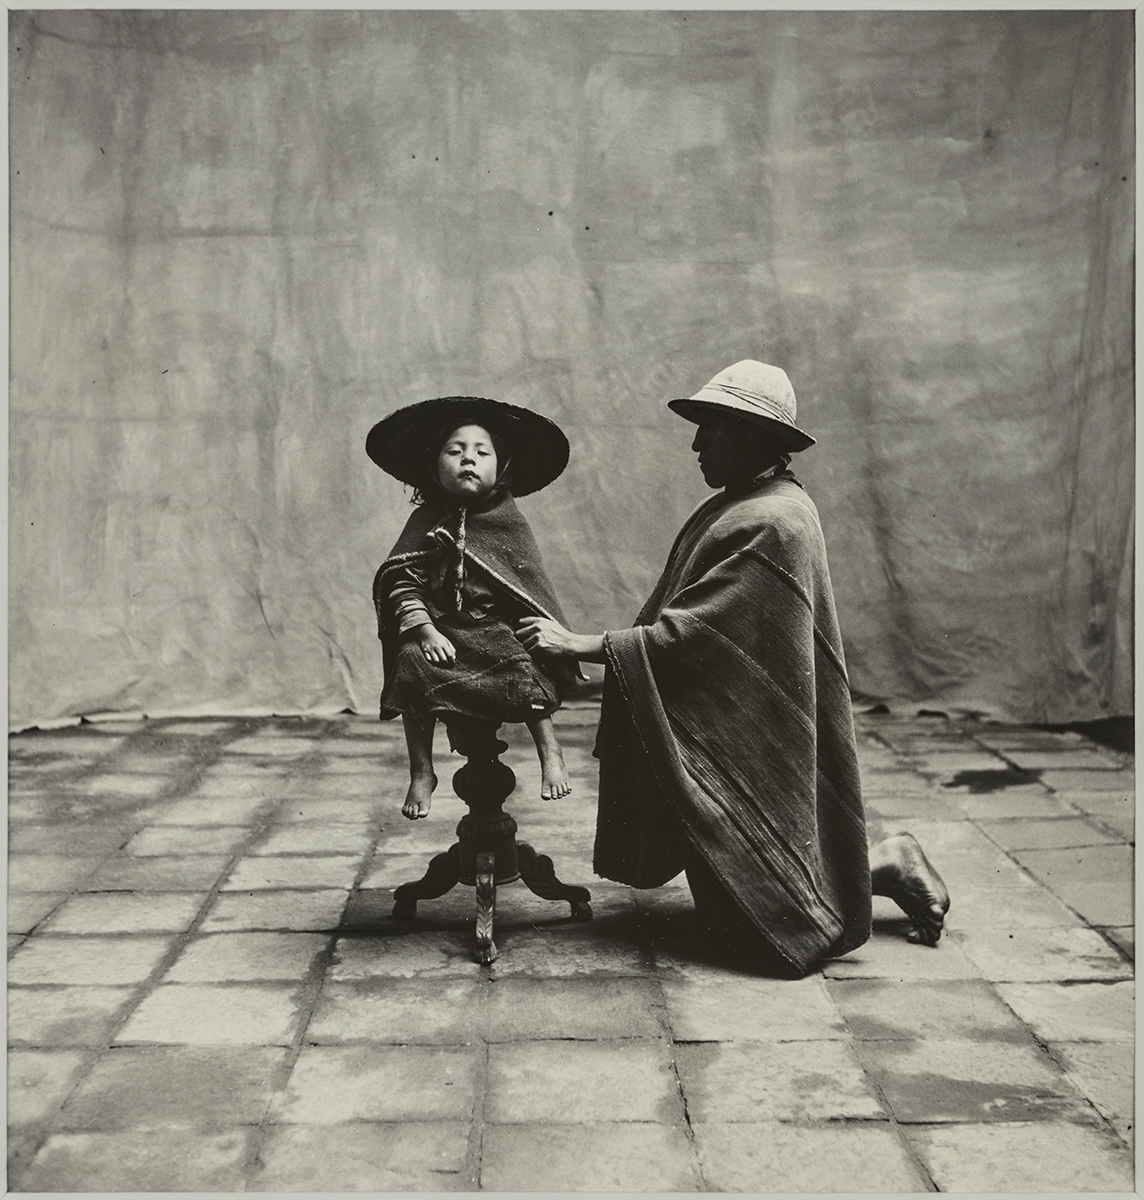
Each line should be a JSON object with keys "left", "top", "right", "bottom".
{"left": 8, "top": 853, "right": 131, "bottom": 903}
{"left": 23, "top": 919, "right": 268, "bottom": 941}
{"left": 142, "top": 845, "right": 372, "bottom": 862}
{"left": 484, "top": 967, "right": 654, "bottom": 980}
{"left": 240, "top": 928, "right": 349, "bottom": 1190}
{"left": 1059, "top": 811, "right": 1137, "bottom": 844}
{"left": 962, "top": 737, "right": 1063, "bottom": 777}
{"left": 295, "top": 1036, "right": 486, "bottom": 1048}
{"left": 198, "top": 921, "right": 354, "bottom": 936}
{"left": 236, "top": 849, "right": 378, "bottom": 864}
{"left": 969, "top": 805, "right": 1131, "bottom": 852}
{"left": 992, "top": 761, "right": 1136, "bottom": 781}
{"left": 477, "top": 1114, "right": 710, "bottom": 1128}
{"left": 289, "top": 814, "right": 392, "bottom": 962}
{"left": 954, "top": 816, "right": 1129, "bottom": 924}
{"left": 261, "top": 1116, "right": 480, "bottom": 1128}
{"left": 633, "top": 930, "right": 711, "bottom": 1189}
{"left": 965, "top": 733, "right": 1131, "bottom": 762}
{"left": 912, "top": 747, "right": 1032, "bottom": 772}
{"left": 1108, "top": 1123, "right": 1134, "bottom": 1150}
{"left": 860, "top": 727, "right": 949, "bottom": 757}
{"left": 8, "top": 889, "right": 215, "bottom": 965}
{"left": 59, "top": 721, "right": 242, "bottom": 803}
{"left": 1037, "top": 777, "right": 1136, "bottom": 807}
{"left": 989, "top": 883, "right": 1135, "bottom": 958}
{"left": 1036, "top": 1040, "right": 1138, "bottom": 1134}
{"left": 692, "top": 1113, "right": 903, "bottom": 1125}
{"left": 837, "top": 1025, "right": 942, "bottom": 1192}
{"left": 465, "top": 993, "right": 493, "bottom": 1191}
{"left": 143, "top": 964, "right": 355, "bottom": 986}
{"left": 6, "top": 745, "right": 171, "bottom": 788}
{"left": 37, "top": 816, "right": 303, "bottom": 1042}
{"left": 5, "top": 1042, "right": 109, "bottom": 1188}
{"left": 11, "top": 744, "right": 241, "bottom": 855}
{"left": 889, "top": 1111, "right": 1119, "bottom": 1132}
{"left": 8, "top": 891, "right": 91, "bottom": 944}
{"left": 1036, "top": 757, "right": 1137, "bottom": 778}
{"left": 970, "top": 809, "right": 1131, "bottom": 830}
{"left": 822, "top": 969, "right": 989, "bottom": 983}
{"left": 974, "top": 833, "right": 1128, "bottom": 852}
{"left": 259, "top": 1114, "right": 485, "bottom": 1129}
{"left": 844, "top": 965, "right": 1130, "bottom": 1008}
{"left": 862, "top": 759, "right": 946, "bottom": 788}
{"left": 1004, "top": 976, "right": 1137, "bottom": 995}
{"left": 292, "top": 1041, "right": 671, "bottom": 1060}
{"left": 1091, "top": 926, "right": 1136, "bottom": 961}
{"left": 100, "top": 1038, "right": 299, "bottom": 1052}
{"left": 213, "top": 716, "right": 335, "bottom": 748}
{"left": 818, "top": 1026, "right": 1083, "bottom": 1049}
{"left": 962, "top": 969, "right": 1136, "bottom": 985}
{"left": 204, "top": 752, "right": 326, "bottom": 788}
{"left": 944, "top": 910, "right": 1133, "bottom": 965}
{"left": 170, "top": 767, "right": 383, "bottom": 891}
{"left": 479, "top": 1031, "right": 681, "bottom": 1045}
{"left": 338, "top": 808, "right": 391, "bottom": 895}
{"left": 982, "top": 986, "right": 1134, "bottom": 1116}
{"left": 43, "top": 1116, "right": 277, "bottom": 1135}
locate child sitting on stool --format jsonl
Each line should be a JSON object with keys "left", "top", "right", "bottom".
{"left": 368, "top": 396, "right": 580, "bottom": 819}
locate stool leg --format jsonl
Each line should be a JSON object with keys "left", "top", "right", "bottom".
{"left": 474, "top": 849, "right": 497, "bottom": 964}
{"left": 392, "top": 844, "right": 461, "bottom": 920}
{"left": 518, "top": 842, "right": 593, "bottom": 921}
{"left": 388, "top": 717, "right": 592, "bottom": 957}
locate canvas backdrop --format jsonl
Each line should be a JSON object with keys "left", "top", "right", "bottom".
{"left": 9, "top": 9, "right": 1134, "bottom": 729}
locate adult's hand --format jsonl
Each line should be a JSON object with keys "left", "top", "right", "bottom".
{"left": 515, "top": 616, "right": 577, "bottom": 657}
{"left": 515, "top": 617, "right": 607, "bottom": 663}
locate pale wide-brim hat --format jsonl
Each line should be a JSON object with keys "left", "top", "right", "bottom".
{"left": 668, "top": 360, "right": 815, "bottom": 452}
{"left": 366, "top": 396, "right": 570, "bottom": 497}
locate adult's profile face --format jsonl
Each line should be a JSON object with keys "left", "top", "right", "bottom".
{"left": 690, "top": 412, "right": 784, "bottom": 489}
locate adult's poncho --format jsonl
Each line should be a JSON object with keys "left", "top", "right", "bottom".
{"left": 374, "top": 487, "right": 578, "bottom": 724}
{"left": 594, "top": 473, "right": 872, "bottom": 973}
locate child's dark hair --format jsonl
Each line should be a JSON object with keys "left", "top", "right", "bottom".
{"left": 410, "top": 420, "right": 513, "bottom": 505}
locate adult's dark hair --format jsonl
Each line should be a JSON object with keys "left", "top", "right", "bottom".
{"left": 740, "top": 419, "right": 792, "bottom": 472}
{"left": 708, "top": 410, "right": 793, "bottom": 485}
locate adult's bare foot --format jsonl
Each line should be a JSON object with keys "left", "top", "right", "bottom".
{"left": 869, "top": 832, "right": 950, "bottom": 945}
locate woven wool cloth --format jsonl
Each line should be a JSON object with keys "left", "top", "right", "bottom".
{"left": 593, "top": 473, "right": 873, "bottom": 973}
{"left": 373, "top": 487, "right": 579, "bottom": 724}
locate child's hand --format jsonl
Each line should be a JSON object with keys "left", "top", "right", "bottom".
{"left": 412, "top": 624, "right": 456, "bottom": 665}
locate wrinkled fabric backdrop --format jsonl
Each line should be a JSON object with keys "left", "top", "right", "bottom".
{"left": 9, "top": 9, "right": 1134, "bottom": 729}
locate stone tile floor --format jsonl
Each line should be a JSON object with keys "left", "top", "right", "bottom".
{"left": 6, "top": 701, "right": 1135, "bottom": 1192}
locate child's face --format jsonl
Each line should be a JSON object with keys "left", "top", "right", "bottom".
{"left": 436, "top": 423, "right": 499, "bottom": 501}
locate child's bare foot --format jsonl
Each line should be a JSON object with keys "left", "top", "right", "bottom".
{"left": 539, "top": 745, "right": 571, "bottom": 801}
{"left": 402, "top": 773, "right": 437, "bottom": 820}
{"left": 870, "top": 832, "right": 950, "bottom": 945}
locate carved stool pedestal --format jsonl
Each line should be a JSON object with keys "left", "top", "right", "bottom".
{"left": 391, "top": 716, "right": 592, "bottom": 963}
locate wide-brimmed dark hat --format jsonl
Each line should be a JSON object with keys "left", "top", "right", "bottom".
{"left": 668, "top": 360, "right": 815, "bottom": 452}
{"left": 366, "top": 396, "right": 570, "bottom": 497}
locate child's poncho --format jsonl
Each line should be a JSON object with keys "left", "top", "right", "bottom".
{"left": 373, "top": 487, "right": 579, "bottom": 724}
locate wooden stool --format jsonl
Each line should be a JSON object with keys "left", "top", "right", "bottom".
{"left": 391, "top": 715, "right": 592, "bottom": 963}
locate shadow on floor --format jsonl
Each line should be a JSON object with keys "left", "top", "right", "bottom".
{"left": 1041, "top": 716, "right": 1134, "bottom": 755}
